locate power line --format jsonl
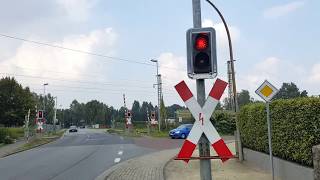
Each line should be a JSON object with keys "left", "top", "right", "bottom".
{"left": 0, "top": 72, "right": 152, "bottom": 88}
{"left": 0, "top": 72, "right": 177, "bottom": 92}
{"left": 0, "top": 33, "right": 185, "bottom": 71}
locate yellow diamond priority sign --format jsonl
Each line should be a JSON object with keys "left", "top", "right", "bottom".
{"left": 255, "top": 80, "right": 279, "bottom": 102}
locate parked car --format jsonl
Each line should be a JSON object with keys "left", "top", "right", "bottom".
{"left": 169, "top": 124, "right": 193, "bottom": 139}
{"left": 79, "top": 125, "right": 85, "bottom": 129}
{"left": 69, "top": 126, "right": 78, "bottom": 133}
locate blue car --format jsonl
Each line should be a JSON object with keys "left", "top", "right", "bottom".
{"left": 169, "top": 124, "right": 193, "bottom": 139}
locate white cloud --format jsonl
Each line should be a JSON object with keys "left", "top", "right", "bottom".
{"left": 202, "top": 19, "right": 240, "bottom": 50}
{"left": 0, "top": 28, "right": 117, "bottom": 82}
{"left": 308, "top": 63, "right": 320, "bottom": 83}
{"left": 56, "top": 0, "right": 96, "bottom": 22}
{"left": 238, "top": 57, "right": 282, "bottom": 93}
{"left": 263, "top": 1, "right": 305, "bottom": 18}
{"left": 236, "top": 57, "right": 320, "bottom": 99}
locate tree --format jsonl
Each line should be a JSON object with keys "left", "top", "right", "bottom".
{"left": 238, "top": 90, "right": 252, "bottom": 108}
{"left": 160, "top": 98, "right": 167, "bottom": 130}
{"left": 131, "top": 100, "right": 141, "bottom": 121}
{"left": 0, "top": 77, "right": 36, "bottom": 126}
{"left": 166, "top": 104, "right": 185, "bottom": 118}
{"left": 274, "top": 82, "right": 308, "bottom": 100}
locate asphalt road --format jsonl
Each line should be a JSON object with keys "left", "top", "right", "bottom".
{"left": 0, "top": 129, "right": 158, "bottom": 180}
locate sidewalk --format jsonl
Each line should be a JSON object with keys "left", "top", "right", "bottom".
{"left": 99, "top": 141, "right": 276, "bottom": 180}
{"left": 165, "top": 142, "right": 276, "bottom": 180}
{"left": 0, "top": 139, "right": 28, "bottom": 158}
{"left": 101, "top": 149, "right": 177, "bottom": 180}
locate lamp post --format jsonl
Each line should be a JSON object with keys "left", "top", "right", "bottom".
{"left": 205, "top": 0, "right": 243, "bottom": 161}
{"left": 150, "top": 59, "right": 162, "bottom": 132}
{"left": 43, "top": 83, "right": 48, "bottom": 112}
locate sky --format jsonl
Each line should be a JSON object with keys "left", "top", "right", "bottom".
{"left": 0, "top": 0, "right": 319, "bottom": 109}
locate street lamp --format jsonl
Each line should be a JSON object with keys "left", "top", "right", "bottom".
{"left": 150, "top": 59, "right": 161, "bottom": 132}
{"left": 205, "top": 0, "right": 243, "bottom": 161}
{"left": 43, "top": 83, "right": 48, "bottom": 113}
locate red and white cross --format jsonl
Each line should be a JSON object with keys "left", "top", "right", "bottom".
{"left": 175, "top": 78, "right": 233, "bottom": 163}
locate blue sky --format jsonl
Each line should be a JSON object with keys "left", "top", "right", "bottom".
{"left": 0, "top": 0, "right": 319, "bottom": 109}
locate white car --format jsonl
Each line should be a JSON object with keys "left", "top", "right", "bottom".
{"left": 69, "top": 126, "right": 78, "bottom": 133}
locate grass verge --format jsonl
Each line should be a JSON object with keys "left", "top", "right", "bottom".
{"left": 107, "top": 128, "right": 170, "bottom": 138}
{"left": 4, "top": 130, "right": 66, "bottom": 157}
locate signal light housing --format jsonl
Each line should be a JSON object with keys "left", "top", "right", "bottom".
{"left": 38, "top": 110, "right": 44, "bottom": 120}
{"left": 186, "top": 27, "right": 217, "bottom": 79}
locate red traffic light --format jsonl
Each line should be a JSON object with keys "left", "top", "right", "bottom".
{"left": 38, "top": 110, "right": 43, "bottom": 119}
{"left": 195, "top": 35, "right": 208, "bottom": 51}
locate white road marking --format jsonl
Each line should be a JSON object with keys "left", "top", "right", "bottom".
{"left": 118, "top": 151, "right": 123, "bottom": 155}
{"left": 114, "top": 158, "right": 121, "bottom": 163}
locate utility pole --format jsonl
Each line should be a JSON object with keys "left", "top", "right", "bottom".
{"left": 192, "top": 0, "right": 212, "bottom": 179}
{"left": 43, "top": 83, "right": 48, "bottom": 133}
{"left": 227, "top": 61, "right": 234, "bottom": 110}
{"left": 151, "top": 59, "right": 162, "bottom": 132}
{"left": 53, "top": 96, "right": 57, "bottom": 133}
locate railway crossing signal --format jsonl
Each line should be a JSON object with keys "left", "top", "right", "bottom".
{"left": 174, "top": 79, "right": 233, "bottom": 162}
{"left": 38, "top": 110, "right": 44, "bottom": 120}
{"left": 186, "top": 27, "right": 217, "bottom": 79}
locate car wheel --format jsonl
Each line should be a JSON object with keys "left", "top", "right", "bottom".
{"left": 181, "top": 134, "right": 186, "bottom": 139}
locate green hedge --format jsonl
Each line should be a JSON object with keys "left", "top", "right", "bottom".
{"left": 211, "top": 110, "right": 236, "bottom": 135}
{"left": 0, "top": 127, "right": 24, "bottom": 144}
{"left": 239, "top": 97, "right": 320, "bottom": 167}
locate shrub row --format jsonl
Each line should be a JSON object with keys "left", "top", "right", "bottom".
{"left": 0, "top": 127, "right": 24, "bottom": 144}
{"left": 211, "top": 110, "right": 236, "bottom": 135}
{"left": 238, "top": 97, "right": 320, "bottom": 166}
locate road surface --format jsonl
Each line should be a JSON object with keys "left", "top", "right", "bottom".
{"left": 0, "top": 128, "right": 166, "bottom": 180}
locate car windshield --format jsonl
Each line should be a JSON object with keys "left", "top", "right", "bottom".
{"left": 70, "top": 126, "right": 76, "bottom": 129}
{"left": 177, "top": 125, "right": 189, "bottom": 129}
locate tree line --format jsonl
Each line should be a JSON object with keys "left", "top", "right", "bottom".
{"left": 0, "top": 76, "right": 311, "bottom": 127}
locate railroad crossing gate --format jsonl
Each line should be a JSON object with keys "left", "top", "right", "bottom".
{"left": 125, "top": 110, "right": 132, "bottom": 128}
{"left": 36, "top": 118, "right": 44, "bottom": 133}
{"left": 150, "top": 111, "right": 158, "bottom": 125}
{"left": 175, "top": 78, "right": 233, "bottom": 163}
{"left": 255, "top": 80, "right": 279, "bottom": 102}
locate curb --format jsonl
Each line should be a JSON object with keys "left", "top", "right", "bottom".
{"left": 0, "top": 130, "right": 66, "bottom": 158}
{"left": 95, "top": 148, "right": 179, "bottom": 180}
{"left": 163, "top": 153, "right": 177, "bottom": 180}
{"left": 94, "top": 155, "right": 140, "bottom": 180}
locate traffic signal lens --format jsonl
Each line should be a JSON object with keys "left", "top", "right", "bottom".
{"left": 195, "top": 35, "right": 208, "bottom": 51}
{"left": 194, "top": 52, "right": 210, "bottom": 72}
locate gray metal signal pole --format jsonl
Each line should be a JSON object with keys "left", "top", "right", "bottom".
{"left": 266, "top": 102, "right": 274, "bottom": 180}
{"left": 192, "top": 0, "right": 212, "bottom": 179}
{"left": 151, "top": 59, "right": 162, "bottom": 132}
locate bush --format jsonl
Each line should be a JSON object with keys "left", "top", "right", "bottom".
{"left": 0, "top": 128, "right": 9, "bottom": 143}
{"left": 0, "top": 127, "right": 24, "bottom": 143}
{"left": 7, "top": 128, "right": 24, "bottom": 139}
{"left": 239, "top": 97, "right": 320, "bottom": 167}
{"left": 4, "top": 136, "right": 14, "bottom": 144}
{"left": 211, "top": 110, "right": 236, "bottom": 135}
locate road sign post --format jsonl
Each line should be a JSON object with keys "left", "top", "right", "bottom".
{"left": 255, "top": 80, "right": 279, "bottom": 180}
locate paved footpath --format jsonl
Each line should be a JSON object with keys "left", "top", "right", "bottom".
{"left": 100, "top": 149, "right": 177, "bottom": 180}
{"left": 99, "top": 141, "right": 275, "bottom": 180}
{"left": 0, "top": 139, "right": 28, "bottom": 158}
